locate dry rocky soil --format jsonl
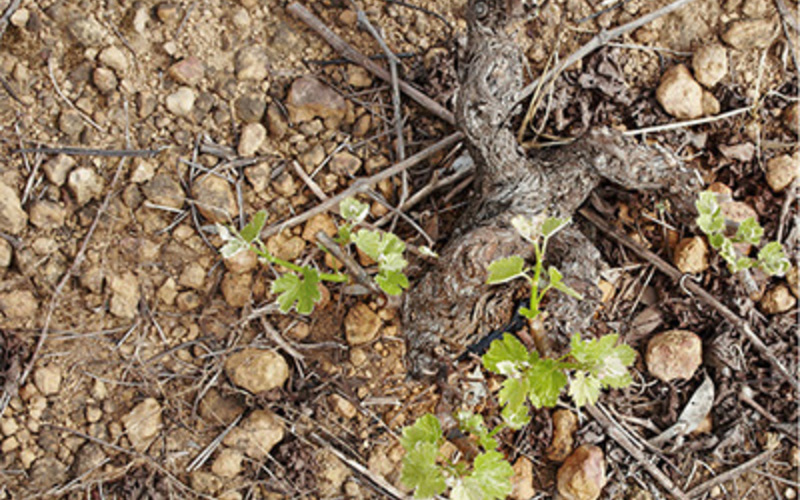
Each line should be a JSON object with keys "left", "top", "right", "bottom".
{"left": 0, "top": 0, "right": 797, "bottom": 498}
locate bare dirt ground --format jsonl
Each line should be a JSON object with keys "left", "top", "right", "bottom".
{"left": 0, "top": 0, "right": 797, "bottom": 498}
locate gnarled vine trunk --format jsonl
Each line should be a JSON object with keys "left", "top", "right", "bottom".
{"left": 403, "top": 0, "right": 699, "bottom": 378}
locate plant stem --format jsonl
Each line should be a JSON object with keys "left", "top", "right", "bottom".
{"left": 253, "top": 242, "right": 349, "bottom": 283}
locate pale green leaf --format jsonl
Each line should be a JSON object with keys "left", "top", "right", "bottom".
{"left": 460, "top": 451, "right": 514, "bottom": 500}
{"left": 340, "top": 197, "right": 370, "bottom": 225}
{"left": 486, "top": 256, "right": 526, "bottom": 285}
{"left": 419, "top": 246, "right": 439, "bottom": 258}
{"left": 734, "top": 218, "right": 763, "bottom": 245}
{"left": 526, "top": 357, "right": 568, "bottom": 409}
{"left": 548, "top": 266, "right": 584, "bottom": 299}
{"left": 400, "top": 414, "right": 442, "bottom": 450}
{"left": 380, "top": 252, "right": 408, "bottom": 273}
{"left": 456, "top": 410, "right": 498, "bottom": 451}
{"left": 351, "top": 229, "right": 381, "bottom": 260}
{"left": 695, "top": 191, "right": 719, "bottom": 217}
{"left": 498, "top": 376, "right": 531, "bottom": 429}
{"left": 697, "top": 212, "right": 725, "bottom": 235}
{"left": 707, "top": 233, "right": 726, "bottom": 249}
{"left": 375, "top": 269, "right": 409, "bottom": 296}
{"left": 510, "top": 213, "right": 546, "bottom": 241}
{"left": 271, "top": 267, "right": 321, "bottom": 315}
{"left": 239, "top": 210, "right": 267, "bottom": 243}
{"left": 401, "top": 441, "right": 446, "bottom": 499}
{"left": 541, "top": 217, "right": 571, "bottom": 239}
{"left": 758, "top": 241, "right": 790, "bottom": 277}
{"left": 568, "top": 371, "right": 602, "bottom": 407}
{"left": 570, "top": 333, "right": 636, "bottom": 388}
{"left": 482, "top": 334, "right": 530, "bottom": 375}
{"left": 220, "top": 239, "right": 249, "bottom": 259}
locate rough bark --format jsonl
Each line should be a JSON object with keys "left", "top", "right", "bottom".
{"left": 403, "top": 0, "right": 700, "bottom": 378}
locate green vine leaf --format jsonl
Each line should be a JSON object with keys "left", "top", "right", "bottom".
{"left": 568, "top": 371, "right": 602, "bottom": 407}
{"left": 401, "top": 441, "right": 446, "bottom": 499}
{"left": 271, "top": 267, "right": 321, "bottom": 314}
{"left": 758, "top": 241, "right": 790, "bottom": 276}
{"left": 486, "top": 256, "right": 526, "bottom": 285}
{"left": 734, "top": 217, "right": 763, "bottom": 245}
{"left": 482, "top": 333, "right": 530, "bottom": 376}
{"left": 526, "top": 356, "right": 569, "bottom": 409}
{"left": 239, "top": 210, "right": 268, "bottom": 243}
{"left": 451, "top": 451, "right": 514, "bottom": 500}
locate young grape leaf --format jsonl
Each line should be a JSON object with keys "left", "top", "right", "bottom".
{"left": 380, "top": 252, "right": 408, "bottom": 273}
{"left": 219, "top": 238, "right": 249, "bottom": 259}
{"left": 375, "top": 269, "right": 409, "bottom": 296}
{"left": 707, "top": 233, "right": 725, "bottom": 249}
{"left": 730, "top": 256, "right": 755, "bottom": 274}
{"left": 547, "top": 266, "right": 584, "bottom": 299}
{"left": 568, "top": 371, "right": 602, "bottom": 407}
{"left": 758, "top": 241, "right": 790, "bottom": 277}
{"left": 451, "top": 451, "right": 514, "bottom": 500}
{"left": 541, "top": 217, "right": 570, "bottom": 239}
{"left": 456, "top": 410, "right": 498, "bottom": 451}
{"left": 418, "top": 246, "right": 439, "bottom": 258}
{"left": 401, "top": 441, "right": 447, "bottom": 499}
{"left": 352, "top": 229, "right": 406, "bottom": 261}
{"left": 570, "top": 334, "right": 636, "bottom": 388}
{"left": 400, "top": 414, "right": 443, "bottom": 450}
{"left": 482, "top": 334, "right": 530, "bottom": 376}
{"left": 271, "top": 267, "right": 321, "bottom": 315}
{"left": 510, "top": 213, "right": 546, "bottom": 241}
{"left": 340, "top": 197, "right": 370, "bottom": 225}
{"left": 526, "top": 357, "right": 568, "bottom": 409}
{"left": 498, "top": 376, "right": 531, "bottom": 429}
{"left": 486, "top": 256, "right": 526, "bottom": 285}
{"left": 734, "top": 218, "right": 763, "bottom": 245}
{"left": 695, "top": 191, "right": 719, "bottom": 217}
{"left": 697, "top": 212, "right": 725, "bottom": 235}
{"left": 239, "top": 210, "right": 268, "bottom": 243}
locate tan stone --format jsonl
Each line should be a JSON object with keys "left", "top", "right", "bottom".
{"left": 765, "top": 152, "right": 798, "bottom": 192}
{"left": 224, "top": 349, "right": 289, "bottom": 393}
{"left": 547, "top": 409, "right": 578, "bottom": 462}
{"left": 692, "top": 44, "right": 727, "bottom": 87}
{"left": 656, "top": 65, "right": 704, "bottom": 119}
{"left": 301, "top": 213, "right": 337, "bottom": 243}
{"left": 223, "top": 409, "right": 284, "bottom": 459}
{"left": 673, "top": 237, "right": 709, "bottom": 274}
{"left": 557, "top": 445, "right": 607, "bottom": 500}
{"left": 344, "top": 303, "right": 381, "bottom": 345}
{"left": 759, "top": 284, "right": 796, "bottom": 314}
{"left": 122, "top": 398, "right": 162, "bottom": 452}
{"left": 646, "top": 330, "right": 702, "bottom": 382}
{"left": 511, "top": 456, "right": 535, "bottom": 500}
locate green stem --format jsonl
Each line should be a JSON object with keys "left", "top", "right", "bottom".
{"left": 528, "top": 242, "right": 544, "bottom": 317}
{"left": 252, "top": 243, "right": 349, "bottom": 283}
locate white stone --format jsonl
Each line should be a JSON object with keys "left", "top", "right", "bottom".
{"left": 33, "top": 365, "right": 62, "bottom": 396}
{"left": 224, "top": 349, "right": 289, "bottom": 393}
{"left": 165, "top": 86, "right": 196, "bottom": 117}
{"left": 238, "top": 123, "right": 266, "bottom": 157}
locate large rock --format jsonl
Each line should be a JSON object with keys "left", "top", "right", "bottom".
{"left": 286, "top": 76, "right": 347, "bottom": 124}
{"left": 224, "top": 348, "right": 289, "bottom": 393}
{"left": 142, "top": 173, "right": 185, "bottom": 209}
{"left": 0, "top": 181, "right": 27, "bottom": 234}
{"left": 557, "top": 445, "right": 607, "bottom": 500}
{"left": 646, "top": 329, "right": 702, "bottom": 382}
{"left": 223, "top": 409, "right": 284, "bottom": 459}
{"left": 122, "top": 398, "right": 163, "bottom": 452}
{"left": 722, "top": 18, "right": 779, "bottom": 50}
{"left": 656, "top": 65, "right": 704, "bottom": 119}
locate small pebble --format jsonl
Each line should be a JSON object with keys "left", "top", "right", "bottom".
{"left": 557, "top": 445, "right": 607, "bottom": 500}
{"left": 165, "top": 86, "right": 196, "bottom": 117}
{"left": 235, "top": 46, "right": 269, "bottom": 81}
{"left": 765, "top": 152, "right": 799, "bottom": 192}
{"left": 67, "top": 167, "right": 104, "bottom": 206}
{"left": 759, "top": 284, "right": 796, "bottom": 314}
{"left": 0, "top": 181, "right": 28, "bottom": 234}
{"left": 673, "top": 237, "right": 709, "bottom": 274}
{"left": 238, "top": 123, "right": 266, "bottom": 157}
{"left": 344, "top": 303, "right": 382, "bottom": 346}
{"left": 98, "top": 46, "right": 128, "bottom": 73}
{"left": 692, "top": 44, "right": 727, "bottom": 88}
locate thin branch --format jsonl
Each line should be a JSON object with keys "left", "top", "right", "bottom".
{"left": 513, "top": 0, "right": 699, "bottom": 113}
{"left": 13, "top": 146, "right": 164, "bottom": 157}
{"left": 259, "top": 131, "right": 463, "bottom": 239}
{"left": 0, "top": 0, "right": 22, "bottom": 42}
{"left": 287, "top": 2, "right": 455, "bottom": 125}
{"left": 587, "top": 404, "right": 690, "bottom": 500}
{"left": 580, "top": 207, "right": 799, "bottom": 391}
{"left": 623, "top": 107, "right": 752, "bottom": 136}
{"left": 686, "top": 446, "right": 781, "bottom": 497}
{"left": 48, "top": 57, "right": 105, "bottom": 133}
